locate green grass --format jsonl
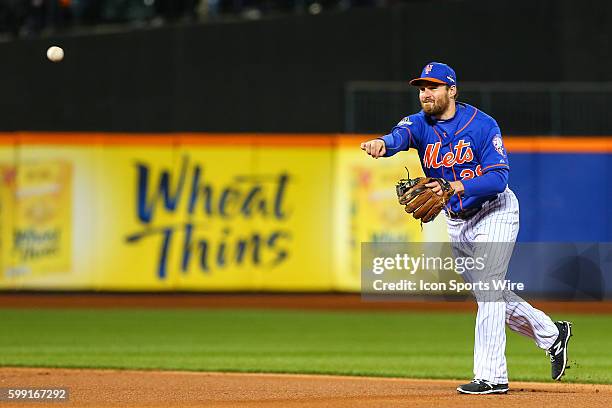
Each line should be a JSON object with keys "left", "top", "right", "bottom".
{"left": 0, "top": 308, "right": 610, "bottom": 383}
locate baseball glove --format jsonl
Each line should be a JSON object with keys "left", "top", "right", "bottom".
{"left": 396, "top": 168, "right": 455, "bottom": 223}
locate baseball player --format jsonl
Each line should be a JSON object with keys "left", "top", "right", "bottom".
{"left": 361, "top": 62, "right": 573, "bottom": 394}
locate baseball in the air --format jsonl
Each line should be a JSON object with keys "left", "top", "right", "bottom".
{"left": 46, "top": 46, "right": 64, "bottom": 62}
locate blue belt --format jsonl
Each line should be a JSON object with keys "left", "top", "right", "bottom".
{"left": 446, "top": 196, "right": 498, "bottom": 220}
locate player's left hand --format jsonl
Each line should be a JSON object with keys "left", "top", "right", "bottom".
{"left": 426, "top": 180, "right": 464, "bottom": 196}
{"left": 396, "top": 175, "right": 456, "bottom": 223}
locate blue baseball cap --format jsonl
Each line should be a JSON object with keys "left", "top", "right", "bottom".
{"left": 409, "top": 62, "right": 457, "bottom": 87}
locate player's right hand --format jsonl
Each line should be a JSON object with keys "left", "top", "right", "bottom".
{"left": 360, "top": 139, "right": 386, "bottom": 159}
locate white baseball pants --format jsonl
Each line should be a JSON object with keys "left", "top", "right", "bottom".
{"left": 445, "top": 188, "right": 559, "bottom": 384}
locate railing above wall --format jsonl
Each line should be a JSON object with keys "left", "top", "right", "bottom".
{"left": 345, "top": 82, "right": 612, "bottom": 136}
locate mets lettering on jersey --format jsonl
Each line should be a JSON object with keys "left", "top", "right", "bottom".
{"left": 380, "top": 103, "right": 509, "bottom": 214}
{"left": 423, "top": 140, "right": 474, "bottom": 168}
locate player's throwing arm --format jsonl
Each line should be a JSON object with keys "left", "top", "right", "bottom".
{"left": 360, "top": 139, "right": 386, "bottom": 158}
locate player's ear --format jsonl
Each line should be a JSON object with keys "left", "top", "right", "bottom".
{"left": 448, "top": 85, "right": 458, "bottom": 100}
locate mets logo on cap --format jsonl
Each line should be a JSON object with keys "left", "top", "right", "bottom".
{"left": 409, "top": 62, "right": 457, "bottom": 86}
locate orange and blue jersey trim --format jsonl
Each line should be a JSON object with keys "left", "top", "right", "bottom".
{"left": 481, "top": 163, "right": 510, "bottom": 172}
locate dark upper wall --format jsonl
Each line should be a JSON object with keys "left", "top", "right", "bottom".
{"left": 0, "top": 0, "right": 610, "bottom": 133}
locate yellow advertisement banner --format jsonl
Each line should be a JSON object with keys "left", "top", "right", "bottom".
{"left": 332, "top": 138, "right": 448, "bottom": 291}
{"left": 0, "top": 133, "right": 446, "bottom": 291}
{"left": 0, "top": 135, "right": 338, "bottom": 290}
{"left": 93, "top": 144, "right": 334, "bottom": 290}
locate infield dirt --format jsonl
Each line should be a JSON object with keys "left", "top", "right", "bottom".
{"left": 1, "top": 367, "right": 610, "bottom": 408}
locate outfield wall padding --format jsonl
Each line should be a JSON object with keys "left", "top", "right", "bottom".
{"left": 0, "top": 133, "right": 610, "bottom": 296}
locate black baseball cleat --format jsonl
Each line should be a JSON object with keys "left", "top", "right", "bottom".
{"left": 547, "top": 321, "right": 573, "bottom": 380}
{"left": 456, "top": 379, "right": 509, "bottom": 395}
